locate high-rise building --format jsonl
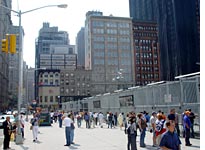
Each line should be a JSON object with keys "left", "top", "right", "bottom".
{"left": 35, "top": 22, "right": 71, "bottom": 103}
{"left": 76, "top": 27, "right": 85, "bottom": 67}
{"left": 129, "top": 0, "right": 157, "bottom": 21}
{"left": 133, "top": 21, "right": 160, "bottom": 86}
{"left": 85, "top": 11, "right": 135, "bottom": 94}
{"left": 129, "top": 0, "right": 200, "bottom": 81}
{"left": 157, "top": 0, "right": 200, "bottom": 80}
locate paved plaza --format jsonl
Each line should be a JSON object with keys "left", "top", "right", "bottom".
{"left": 0, "top": 117, "right": 200, "bottom": 150}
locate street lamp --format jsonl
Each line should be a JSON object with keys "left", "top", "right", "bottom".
{"left": 0, "top": 3, "right": 67, "bottom": 144}
{"left": 112, "top": 69, "right": 124, "bottom": 90}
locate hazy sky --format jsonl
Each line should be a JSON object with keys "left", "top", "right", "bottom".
{"left": 11, "top": 0, "right": 130, "bottom": 67}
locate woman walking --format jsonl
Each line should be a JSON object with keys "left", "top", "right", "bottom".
{"left": 30, "top": 113, "right": 39, "bottom": 142}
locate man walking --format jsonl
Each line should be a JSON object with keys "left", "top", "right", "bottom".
{"left": 150, "top": 111, "right": 157, "bottom": 147}
{"left": 188, "top": 108, "right": 196, "bottom": 138}
{"left": 3, "top": 116, "right": 12, "bottom": 150}
{"left": 183, "top": 111, "right": 192, "bottom": 146}
{"left": 64, "top": 114, "right": 73, "bottom": 146}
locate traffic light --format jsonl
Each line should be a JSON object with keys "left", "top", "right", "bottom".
{"left": 10, "top": 34, "right": 16, "bottom": 54}
{"left": 1, "top": 36, "right": 8, "bottom": 53}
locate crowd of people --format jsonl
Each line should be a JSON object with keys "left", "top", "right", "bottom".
{"left": 48, "top": 108, "right": 197, "bottom": 149}
{"left": 2, "top": 108, "right": 197, "bottom": 150}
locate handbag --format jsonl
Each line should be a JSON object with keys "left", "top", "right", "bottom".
{"left": 10, "top": 132, "right": 15, "bottom": 141}
{"left": 71, "top": 123, "right": 75, "bottom": 129}
{"left": 30, "top": 126, "right": 33, "bottom": 130}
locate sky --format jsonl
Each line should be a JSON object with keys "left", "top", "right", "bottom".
{"left": 11, "top": 0, "right": 130, "bottom": 68}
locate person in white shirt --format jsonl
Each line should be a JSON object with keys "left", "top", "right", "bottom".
{"left": 20, "top": 115, "right": 25, "bottom": 139}
{"left": 63, "top": 114, "right": 73, "bottom": 146}
{"left": 98, "top": 112, "right": 104, "bottom": 128}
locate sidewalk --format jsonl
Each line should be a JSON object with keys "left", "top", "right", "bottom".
{"left": 1, "top": 119, "right": 200, "bottom": 150}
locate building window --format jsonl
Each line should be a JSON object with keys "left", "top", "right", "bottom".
{"left": 55, "top": 80, "right": 59, "bottom": 85}
{"left": 50, "top": 96, "right": 53, "bottom": 102}
{"left": 45, "top": 96, "right": 48, "bottom": 102}
{"left": 50, "top": 79, "right": 53, "bottom": 85}
{"left": 40, "top": 96, "right": 42, "bottom": 103}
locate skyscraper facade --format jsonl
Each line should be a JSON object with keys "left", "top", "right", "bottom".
{"left": 76, "top": 27, "right": 85, "bottom": 67}
{"left": 157, "top": 0, "right": 200, "bottom": 80}
{"left": 133, "top": 21, "right": 160, "bottom": 86}
{"left": 129, "top": 0, "right": 200, "bottom": 81}
{"left": 85, "top": 11, "right": 135, "bottom": 94}
{"left": 35, "top": 22, "right": 70, "bottom": 102}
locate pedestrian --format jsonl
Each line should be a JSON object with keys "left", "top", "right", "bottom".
{"left": 126, "top": 117, "right": 137, "bottom": 150}
{"left": 20, "top": 115, "right": 25, "bottom": 139}
{"left": 53, "top": 111, "right": 58, "bottom": 123}
{"left": 150, "top": 111, "right": 157, "bottom": 147}
{"left": 183, "top": 111, "right": 192, "bottom": 146}
{"left": 64, "top": 114, "right": 73, "bottom": 146}
{"left": 98, "top": 112, "right": 104, "bottom": 128}
{"left": 3, "top": 116, "right": 12, "bottom": 150}
{"left": 155, "top": 114, "right": 166, "bottom": 146}
{"left": 137, "top": 113, "right": 147, "bottom": 147}
{"left": 118, "top": 113, "right": 123, "bottom": 130}
{"left": 84, "top": 112, "right": 90, "bottom": 128}
{"left": 181, "top": 109, "right": 187, "bottom": 137}
{"left": 174, "top": 110, "right": 180, "bottom": 136}
{"left": 58, "top": 111, "right": 63, "bottom": 128}
{"left": 93, "top": 112, "right": 98, "bottom": 126}
{"left": 30, "top": 113, "right": 39, "bottom": 142}
{"left": 160, "top": 120, "right": 181, "bottom": 150}
{"left": 114, "top": 112, "right": 118, "bottom": 126}
{"left": 108, "top": 112, "right": 113, "bottom": 129}
{"left": 70, "top": 113, "right": 75, "bottom": 144}
{"left": 188, "top": 108, "right": 196, "bottom": 138}
{"left": 76, "top": 112, "right": 82, "bottom": 128}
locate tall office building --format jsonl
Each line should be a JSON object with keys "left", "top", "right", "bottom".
{"left": 35, "top": 22, "right": 71, "bottom": 103}
{"left": 129, "top": 0, "right": 200, "bottom": 81}
{"left": 157, "top": 0, "right": 200, "bottom": 80}
{"left": 129, "top": 0, "right": 157, "bottom": 21}
{"left": 0, "top": 0, "right": 11, "bottom": 110}
{"left": 85, "top": 11, "right": 135, "bottom": 94}
{"left": 76, "top": 27, "right": 85, "bottom": 67}
{"left": 133, "top": 21, "right": 160, "bottom": 86}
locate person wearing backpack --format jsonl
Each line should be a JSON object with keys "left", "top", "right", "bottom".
{"left": 155, "top": 114, "right": 166, "bottom": 146}
{"left": 126, "top": 116, "right": 137, "bottom": 150}
{"left": 137, "top": 113, "right": 147, "bottom": 147}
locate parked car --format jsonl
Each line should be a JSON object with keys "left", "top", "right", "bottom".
{"left": 0, "top": 114, "right": 15, "bottom": 129}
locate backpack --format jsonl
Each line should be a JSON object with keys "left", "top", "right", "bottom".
{"left": 156, "top": 120, "right": 165, "bottom": 132}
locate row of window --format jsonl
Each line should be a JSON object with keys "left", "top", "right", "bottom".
{"left": 135, "top": 39, "right": 157, "bottom": 44}
{"left": 134, "top": 26, "right": 158, "bottom": 31}
{"left": 136, "top": 53, "right": 158, "bottom": 58}
{"left": 39, "top": 73, "right": 59, "bottom": 78}
{"left": 39, "top": 79, "right": 59, "bottom": 85}
{"left": 134, "top": 32, "right": 157, "bottom": 37}
{"left": 92, "top": 21, "right": 130, "bottom": 28}
{"left": 136, "top": 66, "right": 159, "bottom": 72}
{"left": 93, "top": 36, "right": 130, "bottom": 43}
{"left": 93, "top": 43, "right": 131, "bottom": 50}
{"left": 135, "top": 46, "right": 158, "bottom": 51}
{"left": 93, "top": 28, "right": 130, "bottom": 35}
{"left": 136, "top": 60, "right": 158, "bottom": 65}
{"left": 136, "top": 73, "right": 159, "bottom": 79}
{"left": 39, "top": 96, "right": 58, "bottom": 103}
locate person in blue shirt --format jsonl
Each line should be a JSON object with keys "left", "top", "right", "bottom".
{"left": 160, "top": 120, "right": 181, "bottom": 150}
{"left": 183, "top": 111, "right": 192, "bottom": 146}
